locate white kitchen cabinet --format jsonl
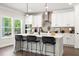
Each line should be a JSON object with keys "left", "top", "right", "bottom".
{"left": 63, "top": 33, "right": 75, "bottom": 46}
{"left": 25, "top": 14, "right": 42, "bottom": 27}
{"left": 63, "top": 12, "right": 74, "bottom": 27}
{"left": 51, "top": 13, "right": 63, "bottom": 27}
{"left": 51, "top": 12, "right": 74, "bottom": 27}
{"left": 75, "top": 34, "right": 79, "bottom": 48}
{"left": 25, "top": 15, "right": 33, "bottom": 24}
{"left": 51, "top": 13, "right": 57, "bottom": 27}
{"left": 32, "top": 14, "right": 42, "bottom": 27}
{"left": 74, "top": 5, "right": 79, "bottom": 48}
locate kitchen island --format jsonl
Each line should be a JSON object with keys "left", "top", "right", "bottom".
{"left": 15, "top": 33, "right": 63, "bottom": 56}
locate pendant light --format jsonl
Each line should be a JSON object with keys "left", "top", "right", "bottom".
{"left": 44, "top": 3, "right": 48, "bottom": 21}
{"left": 26, "top": 3, "right": 29, "bottom": 16}
{"left": 45, "top": 3, "right": 48, "bottom": 15}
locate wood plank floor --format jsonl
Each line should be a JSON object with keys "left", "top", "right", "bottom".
{"left": 0, "top": 45, "right": 79, "bottom": 56}
{"left": 15, "top": 50, "right": 45, "bottom": 56}
{"left": 63, "top": 46, "right": 79, "bottom": 56}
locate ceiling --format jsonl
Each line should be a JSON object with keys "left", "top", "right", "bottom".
{"left": 0, "top": 3, "right": 75, "bottom": 13}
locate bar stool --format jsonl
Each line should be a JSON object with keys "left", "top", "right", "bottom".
{"left": 15, "top": 35, "right": 23, "bottom": 55}
{"left": 26, "top": 35, "right": 41, "bottom": 56}
{"left": 42, "top": 36, "right": 56, "bottom": 56}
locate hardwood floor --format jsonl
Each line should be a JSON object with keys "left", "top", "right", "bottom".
{"left": 0, "top": 45, "right": 79, "bottom": 56}
{"left": 63, "top": 46, "right": 79, "bottom": 56}
{"left": 15, "top": 50, "right": 45, "bottom": 56}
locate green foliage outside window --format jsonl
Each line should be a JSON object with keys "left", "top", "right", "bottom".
{"left": 14, "top": 20, "right": 21, "bottom": 34}
{"left": 3, "top": 17, "right": 12, "bottom": 36}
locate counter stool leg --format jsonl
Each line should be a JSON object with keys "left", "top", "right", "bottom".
{"left": 39, "top": 42, "right": 41, "bottom": 55}
{"left": 20, "top": 40, "right": 23, "bottom": 56}
{"left": 21, "top": 41, "right": 23, "bottom": 56}
{"left": 36, "top": 43, "right": 37, "bottom": 56}
{"left": 53, "top": 45, "right": 55, "bottom": 56}
{"left": 45, "top": 44, "right": 46, "bottom": 56}
{"left": 26, "top": 41, "right": 28, "bottom": 56}
{"left": 19, "top": 41, "right": 21, "bottom": 53}
{"left": 42, "top": 43, "right": 44, "bottom": 56}
{"left": 31, "top": 42, "right": 32, "bottom": 55}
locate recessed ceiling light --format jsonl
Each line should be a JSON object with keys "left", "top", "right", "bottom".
{"left": 68, "top": 3, "right": 72, "bottom": 5}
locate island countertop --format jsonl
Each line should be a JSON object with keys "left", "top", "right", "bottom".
{"left": 16, "top": 33, "right": 63, "bottom": 39}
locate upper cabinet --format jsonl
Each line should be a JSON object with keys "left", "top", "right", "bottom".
{"left": 25, "top": 15, "right": 33, "bottom": 24}
{"left": 25, "top": 14, "right": 42, "bottom": 27}
{"left": 51, "top": 11, "right": 74, "bottom": 27}
{"left": 32, "top": 14, "right": 42, "bottom": 27}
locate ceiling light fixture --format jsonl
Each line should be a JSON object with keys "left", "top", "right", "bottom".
{"left": 26, "top": 3, "right": 29, "bottom": 16}
{"left": 68, "top": 3, "right": 72, "bottom": 5}
{"left": 45, "top": 3, "right": 48, "bottom": 15}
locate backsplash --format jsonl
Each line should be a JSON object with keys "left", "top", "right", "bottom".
{"left": 51, "top": 27, "right": 75, "bottom": 33}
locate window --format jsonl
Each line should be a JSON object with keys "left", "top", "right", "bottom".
{"left": 2, "top": 17, "right": 12, "bottom": 36}
{"left": 14, "top": 19, "right": 21, "bottom": 34}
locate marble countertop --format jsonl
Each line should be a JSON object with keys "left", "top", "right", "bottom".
{"left": 16, "top": 33, "right": 63, "bottom": 39}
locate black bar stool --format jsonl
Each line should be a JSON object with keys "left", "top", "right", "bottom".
{"left": 26, "top": 35, "right": 41, "bottom": 56}
{"left": 42, "top": 36, "right": 56, "bottom": 56}
{"left": 15, "top": 35, "right": 23, "bottom": 55}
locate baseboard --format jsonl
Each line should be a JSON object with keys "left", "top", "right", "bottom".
{"left": 0, "top": 44, "right": 14, "bottom": 48}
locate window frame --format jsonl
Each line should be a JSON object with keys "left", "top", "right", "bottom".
{"left": 2, "top": 16, "right": 12, "bottom": 37}
{"left": 14, "top": 19, "right": 21, "bottom": 34}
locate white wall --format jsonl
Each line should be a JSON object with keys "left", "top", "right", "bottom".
{"left": 74, "top": 4, "right": 79, "bottom": 48}
{"left": 74, "top": 5, "right": 79, "bottom": 34}
{"left": 0, "top": 5, "right": 24, "bottom": 48}
{"left": 0, "top": 5, "right": 24, "bottom": 37}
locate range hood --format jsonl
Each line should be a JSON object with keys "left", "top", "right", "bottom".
{"left": 42, "top": 12, "right": 52, "bottom": 32}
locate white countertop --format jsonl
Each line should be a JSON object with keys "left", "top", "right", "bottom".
{"left": 16, "top": 33, "right": 63, "bottom": 39}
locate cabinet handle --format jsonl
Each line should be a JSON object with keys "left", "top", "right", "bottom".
{"left": 77, "top": 33, "right": 79, "bottom": 34}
